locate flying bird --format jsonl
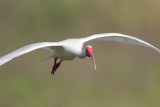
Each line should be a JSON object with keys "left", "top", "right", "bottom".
{"left": 0, "top": 33, "right": 159, "bottom": 75}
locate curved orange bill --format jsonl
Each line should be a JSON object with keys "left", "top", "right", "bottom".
{"left": 90, "top": 53, "right": 96, "bottom": 70}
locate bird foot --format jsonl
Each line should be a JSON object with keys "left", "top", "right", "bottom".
{"left": 51, "top": 58, "right": 63, "bottom": 75}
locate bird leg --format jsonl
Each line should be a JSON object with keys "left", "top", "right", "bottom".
{"left": 51, "top": 57, "right": 63, "bottom": 75}
{"left": 55, "top": 59, "right": 63, "bottom": 69}
{"left": 51, "top": 57, "right": 58, "bottom": 74}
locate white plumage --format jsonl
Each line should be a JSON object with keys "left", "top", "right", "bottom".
{"left": 0, "top": 33, "right": 159, "bottom": 70}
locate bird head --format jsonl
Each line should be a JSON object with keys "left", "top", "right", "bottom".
{"left": 86, "top": 45, "right": 96, "bottom": 70}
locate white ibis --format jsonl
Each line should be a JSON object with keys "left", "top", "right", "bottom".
{"left": 0, "top": 33, "right": 159, "bottom": 75}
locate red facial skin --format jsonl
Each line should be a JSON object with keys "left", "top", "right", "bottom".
{"left": 86, "top": 47, "right": 96, "bottom": 70}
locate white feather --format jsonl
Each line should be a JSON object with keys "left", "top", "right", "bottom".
{"left": 82, "top": 33, "right": 160, "bottom": 53}
{"left": 0, "top": 33, "right": 159, "bottom": 67}
{"left": 0, "top": 42, "right": 61, "bottom": 66}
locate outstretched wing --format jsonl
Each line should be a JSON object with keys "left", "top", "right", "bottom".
{"left": 0, "top": 42, "right": 62, "bottom": 66}
{"left": 82, "top": 33, "right": 160, "bottom": 53}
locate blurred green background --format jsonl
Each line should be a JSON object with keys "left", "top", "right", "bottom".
{"left": 0, "top": 0, "right": 160, "bottom": 107}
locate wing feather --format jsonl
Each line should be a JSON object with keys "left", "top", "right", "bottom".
{"left": 82, "top": 33, "right": 160, "bottom": 53}
{"left": 0, "top": 42, "right": 62, "bottom": 66}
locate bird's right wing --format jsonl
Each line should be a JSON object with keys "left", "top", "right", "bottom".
{"left": 82, "top": 33, "right": 160, "bottom": 53}
{"left": 0, "top": 42, "right": 62, "bottom": 66}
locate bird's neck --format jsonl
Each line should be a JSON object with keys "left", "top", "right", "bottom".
{"left": 78, "top": 50, "right": 86, "bottom": 59}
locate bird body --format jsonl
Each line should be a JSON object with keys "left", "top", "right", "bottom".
{"left": 0, "top": 33, "right": 159, "bottom": 74}
{"left": 57, "top": 38, "right": 84, "bottom": 59}
{"left": 44, "top": 38, "right": 85, "bottom": 60}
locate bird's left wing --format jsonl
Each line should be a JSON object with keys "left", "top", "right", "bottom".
{"left": 0, "top": 42, "right": 62, "bottom": 66}
{"left": 82, "top": 33, "right": 160, "bottom": 53}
